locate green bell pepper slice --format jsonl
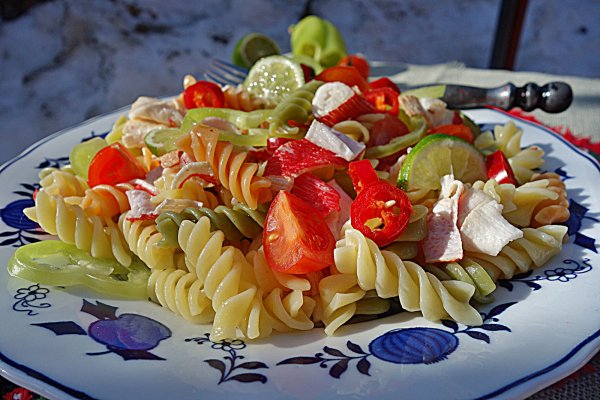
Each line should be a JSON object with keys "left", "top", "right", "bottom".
{"left": 8, "top": 240, "right": 150, "bottom": 299}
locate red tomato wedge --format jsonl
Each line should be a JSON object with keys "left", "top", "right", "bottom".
{"left": 427, "top": 124, "right": 474, "bottom": 143}
{"left": 263, "top": 191, "right": 335, "bottom": 274}
{"left": 486, "top": 150, "right": 518, "bottom": 185}
{"left": 88, "top": 143, "right": 146, "bottom": 187}
{"left": 351, "top": 181, "right": 413, "bottom": 246}
{"left": 348, "top": 159, "right": 379, "bottom": 195}
{"left": 183, "top": 81, "right": 225, "bottom": 109}
{"left": 315, "top": 66, "right": 369, "bottom": 93}
{"left": 337, "top": 55, "right": 370, "bottom": 80}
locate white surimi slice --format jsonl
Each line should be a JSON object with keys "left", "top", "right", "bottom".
{"left": 458, "top": 186, "right": 523, "bottom": 256}
{"left": 305, "top": 120, "right": 365, "bottom": 161}
{"left": 423, "top": 175, "right": 464, "bottom": 263}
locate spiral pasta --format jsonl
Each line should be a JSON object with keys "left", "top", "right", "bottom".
{"left": 334, "top": 225, "right": 483, "bottom": 326}
{"left": 64, "top": 183, "right": 134, "bottom": 219}
{"left": 384, "top": 204, "right": 428, "bottom": 260}
{"left": 267, "top": 80, "right": 323, "bottom": 135}
{"left": 316, "top": 273, "right": 366, "bottom": 335}
{"left": 147, "top": 268, "right": 215, "bottom": 323}
{"left": 425, "top": 260, "right": 497, "bottom": 304}
{"left": 529, "top": 172, "right": 570, "bottom": 227}
{"left": 118, "top": 212, "right": 184, "bottom": 270}
{"left": 152, "top": 176, "right": 220, "bottom": 209}
{"left": 332, "top": 120, "right": 371, "bottom": 143}
{"left": 223, "top": 84, "right": 273, "bottom": 111}
{"left": 464, "top": 225, "right": 568, "bottom": 280}
{"left": 26, "top": 189, "right": 132, "bottom": 266}
{"left": 38, "top": 167, "right": 89, "bottom": 197}
{"left": 177, "top": 124, "right": 272, "bottom": 209}
{"left": 156, "top": 204, "right": 265, "bottom": 246}
{"left": 474, "top": 121, "right": 544, "bottom": 184}
{"left": 176, "top": 218, "right": 315, "bottom": 340}
{"left": 472, "top": 178, "right": 560, "bottom": 227}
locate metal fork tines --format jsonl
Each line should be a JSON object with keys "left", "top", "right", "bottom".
{"left": 204, "top": 59, "right": 248, "bottom": 86}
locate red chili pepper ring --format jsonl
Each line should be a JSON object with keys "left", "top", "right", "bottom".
{"left": 350, "top": 181, "right": 413, "bottom": 246}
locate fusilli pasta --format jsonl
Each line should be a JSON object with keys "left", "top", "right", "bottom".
{"left": 178, "top": 124, "right": 272, "bottom": 209}
{"left": 464, "top": 225, "right": 568, "bottom": 280}
{"left": 334, "top": 225, "right": 483, "bottom": 326}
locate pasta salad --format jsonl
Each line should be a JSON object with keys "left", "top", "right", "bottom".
{"left": 8, "top": 17, "right": 570, "bottom": 342}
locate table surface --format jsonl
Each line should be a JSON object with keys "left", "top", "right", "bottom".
{"left": 1, "top": 64, "right": 599, "bottom": 400}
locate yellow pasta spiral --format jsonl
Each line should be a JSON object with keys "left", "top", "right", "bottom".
{"left": 334, "top": 226, "right": 483, "bottom": 326}
{"left": 65, "top": 183, "right": 133, "bottom": 219}
{"left": 118, "top": 212, "right": 185, "bottom": 270}
{"left": 464, "top": 225, "right": 568, "bottom": 280}
{"left": 176, "top": 218, "right": 314, "bottom": 340}
{"left": 26, "top": 189, "right": 132, "bottom": 266}
{"left": 530, "top": 172, "right": 570, "bottom": 227}
{"left": 180, "top": 124, "right": 272, "bottom": 209}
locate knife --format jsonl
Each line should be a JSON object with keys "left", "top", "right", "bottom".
{"left": 401, "top": 81, "right": 573, "bottom": 113}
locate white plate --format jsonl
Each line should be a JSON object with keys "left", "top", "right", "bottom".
{"left": 1, "top": 108, "right": 599, "bottom": 400}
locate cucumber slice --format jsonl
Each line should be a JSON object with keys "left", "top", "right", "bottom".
{"left": 144, "top": 128, "right": 185, "bottom": 156}
{"left": 69, "top": 137, "right": 108, "bottom": 179}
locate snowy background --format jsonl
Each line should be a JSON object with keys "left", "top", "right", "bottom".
{"left": 0, "top": 0, "right": 599, "bottom": 163}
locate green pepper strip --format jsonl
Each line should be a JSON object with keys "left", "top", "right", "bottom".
{"left": 290, "top": 15, "right": 347, "bottom": 69}
{"left": 218, "top": 130, "right": 268, "bottom": 147}
{"left": 181, "top": 108, "right": 272, "bottom": 134}
{"left": 8, "top": 240, "right": 150, "bottom": 299}
{"left": 364, "top": 118, "right": 427, "bottom": 159}
{"left": 320, "top": 19, "right": 347, "bottom": 67}
{"left": 291, "top": 16, "right": 328, "bottom": 63}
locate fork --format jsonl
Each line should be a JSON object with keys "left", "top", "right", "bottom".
{"left": 204, "top": 59, "right": 572, "bottom": 113}
{"left": 204, "top": 59, "right": 248, "bottom": 86}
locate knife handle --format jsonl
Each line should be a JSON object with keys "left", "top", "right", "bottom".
{"left": 442, "top": 81, "right": 573, "bottom": 113}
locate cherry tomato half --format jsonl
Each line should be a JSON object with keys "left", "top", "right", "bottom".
{"left": 263, "top": 191, "right": 335, "bottom": 274}
{"left": 486, "top": 150, "right": 518, "bottom": 185}
{"left": 88, "top": 143, "right": 146, "bottom": 187}
{"left": 315, "top": 66, "right": 369, "bottom": 93}
{"left": 337, "top": 54, "right": 370, "bottom": 80}
{"left": 183, "top": 81, "right": 225, "bottom": 109}
{"left": 351, "top": 181, "right": 413, "bottom": 246}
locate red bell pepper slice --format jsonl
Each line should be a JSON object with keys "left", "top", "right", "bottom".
{"left": 351, "top": 181, "right": 413, "bottom": 246}
{"left": 88, "top": 143, "right": 146, "bottom": 187}
{"left": 368, "top": 77, "right": 401, "bottom": 94}
{"left": 365, "top": 87, "right": 399, "bottom": 115}
{"left": 486, "top": 150, "right": 518, "bottom": 185}
{"left": 348, "top": 159, "right": 379, "bottom": 195}
{"left": 183, "top": 81, "right": 225, "bottom": 109}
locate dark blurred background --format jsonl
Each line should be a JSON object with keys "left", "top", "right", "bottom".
{"left": 0, "top": 0, "right": 598, "bottom": 163}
